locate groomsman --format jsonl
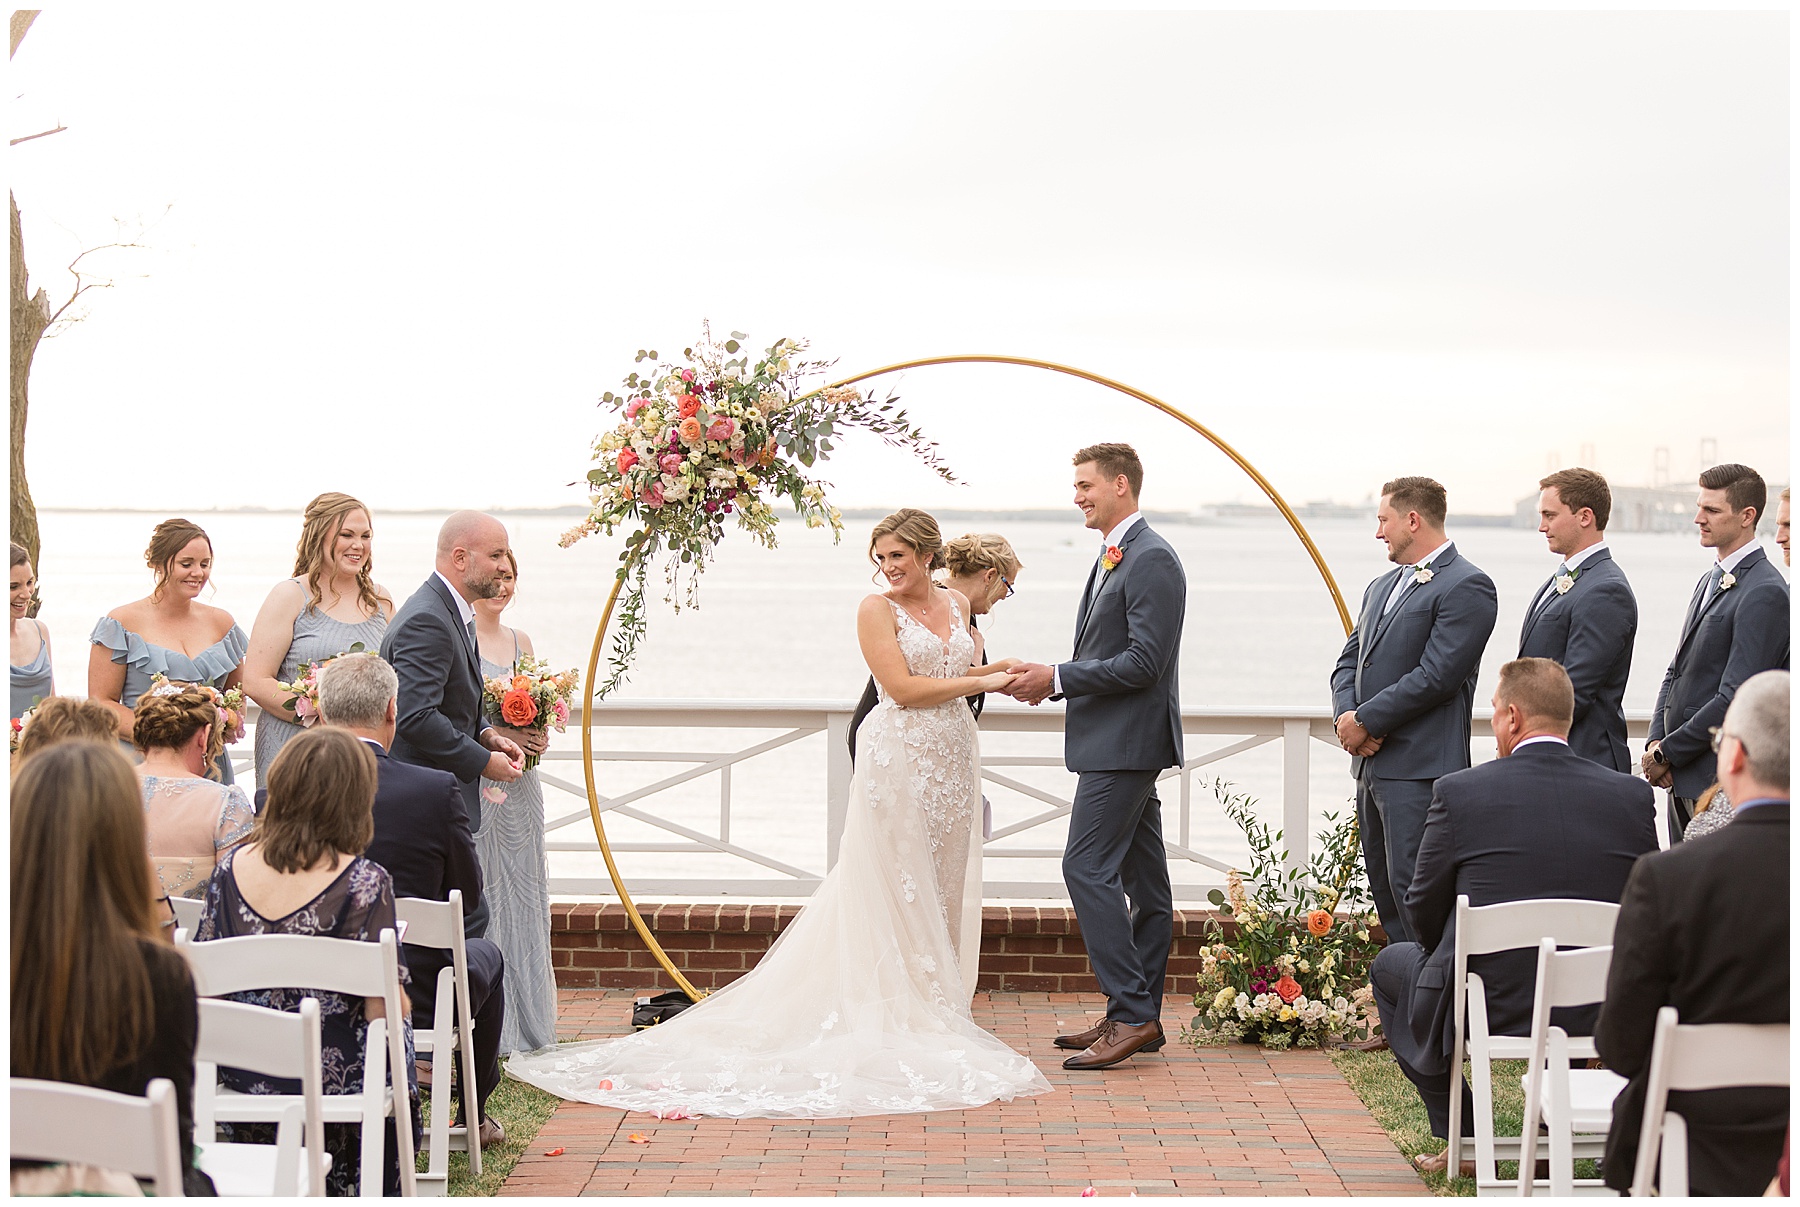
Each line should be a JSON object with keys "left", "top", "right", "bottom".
{"left": 1517, "top": 468, "right": 1637, "bottom": 772}
{"left": 1331, "top": 477, "right": 1497, "bottom": 947}
{"left": 1643, "top": 464, "right": 1790, "bottom": 843}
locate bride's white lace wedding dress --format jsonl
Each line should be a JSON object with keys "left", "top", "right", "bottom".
{"left": 504, "top": 593, "right": 1050, "bottom": 1117}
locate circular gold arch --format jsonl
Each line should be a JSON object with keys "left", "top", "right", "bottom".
{"left": 580, "top": 354, "right": 1355, "bottom": 997}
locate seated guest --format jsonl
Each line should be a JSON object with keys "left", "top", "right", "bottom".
{"left": 1370, "top": 657, "right": 1657, "bottom": 1176}
{"left": 1597, "top": 669, "right": 1789, "bottom": 1196}
{"left": 133, "top": 681, "right": 255, "bottom": 901}
{"left": 1678, "top": 782, "right": 1734, "bottom": 840}
{"left": 195, "top": 726, "right": 418, "bottom": 1197}
{"left": 11, "top": 742, "right": 217, "bottom": 1196}
{"left": 316, "top": 652, "right": 507, "bottom": 1149}
{"left": 12, "top": 695, "right": 119, "bottom": 764}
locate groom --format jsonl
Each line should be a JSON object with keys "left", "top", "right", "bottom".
{"left": 1009, "top": 443, "right": 1187, "bottom": 1070}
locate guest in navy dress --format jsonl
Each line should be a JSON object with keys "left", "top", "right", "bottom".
{"left": 89, "top": 519, "right": 246, "bottom": 783}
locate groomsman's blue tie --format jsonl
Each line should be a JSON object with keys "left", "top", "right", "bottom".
{"left": 1533, "top": 563, "right": 1570, "bottom": 613}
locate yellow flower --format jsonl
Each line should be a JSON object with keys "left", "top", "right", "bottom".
{"left": 1212, "top": 987, "right": 1236, "bottom": 1012}
{"left": 1279, "top": 1006, "right": 1296, "bottom": 1022}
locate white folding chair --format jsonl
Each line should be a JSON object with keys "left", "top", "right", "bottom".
{"left": 1518, "top": 940, "right": 1625, "bottom": 1196}
{"left": 177, "top": 928, "right": 416, "bottom": 1196}
{"left": 1447, "top": 895, "right": 1620, "bottom": 1194}
{"left": 169, "top": 894, "right": 205, "bottom": 932}
{"left": 11, "top": 1076, "right": 186, "bottom": 1197}
{"left": 1629, "top": 1007, "right": 1789, "bottom": 1197}
{"left": 193, "top": 997, "right": 330, "bottom": 1196}
{"left": 394, "top": 891, "right": 483, "bottom": 1194}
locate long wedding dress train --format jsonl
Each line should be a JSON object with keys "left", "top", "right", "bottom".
{"left": 504, "top": 595, "right": 1050, "bottom": 1117}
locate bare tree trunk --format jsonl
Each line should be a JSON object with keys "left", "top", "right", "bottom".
{"left": 11, "top": 192, "right": 49, "bottom": 586}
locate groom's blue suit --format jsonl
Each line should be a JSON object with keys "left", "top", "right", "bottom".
{"left": 1055, "top": 518, "right": 1186, "bottom": 1026}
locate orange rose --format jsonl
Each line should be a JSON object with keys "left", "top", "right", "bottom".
{"left": 677, "top": 394, "right": 702, "bottom": 419}
{"left": 678, "top": 416, "right": 704, "bottom": 445}
{"left": 500, "top": 689, "right": 538, "bottom": 727}
{"left": 1306, "top": 910, "right": 1334, "bottom": 937}
{"left": 512, "top": 674, "right": 532, "bottom": 693}
{"left": 1274, "top": 974, "right": 1302, "bottom": 1004}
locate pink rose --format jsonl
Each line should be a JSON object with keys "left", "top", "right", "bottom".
{"left": 659, "top": 452, "right": 684, "bottom": 475}
{"left": 680, "top": 368, "right": 695, "bottom": 383}
{"left": 706, "top": 417, "right": 735, "bottom": 441}
{"left": 624, "top": 398, "right": 645, "bottom": 418}
{"left": 640, "top": 482, "right": 664, "bottom": 508}
{"left": 617, "top": 448, "right": 639, "bottom": 475}
{"left": 552, "top": 699, "right": 570, "bottom": 726}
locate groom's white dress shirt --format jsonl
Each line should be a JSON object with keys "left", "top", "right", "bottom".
{"left": 1055, "top": 512, "right": 1142, "bottom": 697}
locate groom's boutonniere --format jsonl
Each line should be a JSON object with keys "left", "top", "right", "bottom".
{"left": 1101, "top": 545, "right": 1123, "bottom": 572}
{"left": 1553, "top": 568, "right": 1581, "bottom": 595}
{"left": 1720, "top": 571, "right": 1737, "bottom": 591}
{"left": 1411, "top": 564, "right": 1434, "bottom": 586}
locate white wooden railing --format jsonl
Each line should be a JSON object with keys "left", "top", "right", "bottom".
{"left": 230, "top": 703, "right": 1654, "bottom": 903}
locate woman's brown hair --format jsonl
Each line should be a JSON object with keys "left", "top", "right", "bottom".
{"left": 144, "top": 518, "right": 212, "bottom": 602}
{"left": 868, "top": 508, "right": 945, "bottom": 577}
{"left": 15, "top": 697, "right": 122, "bottom": 763}
{"left": 291, "top": 492, "right": 381, "bottom": 617}
{"left": 12, "top": 741, "right": 159, "bottom": 1082}
{"left": 132, "top": 681, "right": 225, "bottom": 772}
{"left": 255, "top": 727, "right": 377, "bottom": 873}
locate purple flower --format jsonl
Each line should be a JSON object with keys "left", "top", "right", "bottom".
{"left": 1251, "top": 979, "right": 1269, "bottom": 995}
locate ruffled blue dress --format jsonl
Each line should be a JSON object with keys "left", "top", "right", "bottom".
{"left": 90, "top": 615, "right": 248, "bottom": 784}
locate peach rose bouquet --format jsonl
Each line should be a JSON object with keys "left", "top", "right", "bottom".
{"left": 481, "top": 653, "right": 580, "bottom": 771}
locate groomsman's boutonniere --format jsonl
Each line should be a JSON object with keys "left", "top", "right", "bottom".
{"left": 1720, "top": 571, "right": 1737, "bottom": 591}
{"left": 1101, "top": 545, "right": 1123, "bottom": 572}
{"left": 1553, "top": 568, "right": 1581, "bottom": 595}
{"left": 1411, "top": 564, "right": 1434, "bottom": 586}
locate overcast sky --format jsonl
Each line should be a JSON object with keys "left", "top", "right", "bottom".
{"left": 9, "top": 7, "right": 1788, "bottom": 517}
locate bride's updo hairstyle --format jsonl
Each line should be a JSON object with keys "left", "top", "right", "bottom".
{"left": 293, "top": 491, "right": 381, "bottom": 616}
{"left": 144, "top": 518, "right": 212, "bottom": 602}
{"left": 868, "top": 509, "right": 946, "bottom": 579}
{"left": 132, "top": 681, "right": 224, "bottom": 770}
{"left": 942, "top": 533, "right": 1023, "bottom": 582}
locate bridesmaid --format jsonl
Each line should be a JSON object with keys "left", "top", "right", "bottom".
{"left": 10, "top": 543, "right": 53, "bottom": 720}
{"left": 473, "top": 551, "right": 558, "bottom": 1054}
{"left": 242, "top": 493, "right": 393, "bottom": 786}
{"left": 89, "top": 519, "right": 247, "bottom": 782}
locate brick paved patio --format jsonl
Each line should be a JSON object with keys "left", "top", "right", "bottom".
{"left": 501, "top": 989, "right": 1428, "bottom": 1197}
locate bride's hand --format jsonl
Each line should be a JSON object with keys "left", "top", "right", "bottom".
{"left": 990, "top": 657, "right": 1023, "bottom": 673}
{"left": 976, "top": 670, "right": 1017, "bottom": 694}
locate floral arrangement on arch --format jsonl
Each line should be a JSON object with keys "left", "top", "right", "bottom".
{"left": 482, "top": 654, "right": 580, "bottom": 771}
{"left": 1184, "top": 779, "right": 1384, "bottom": 1050}
{"left": 563, "top": 325, "right": 956, "bottom": 696}
{"left": 275, "top": 642, "right": 373, "bottom": 728}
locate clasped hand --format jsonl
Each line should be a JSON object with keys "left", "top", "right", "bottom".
{"left": 1334, "top": 711, "right": 1383, "bottom": 758}
{"left": 1639, "top": 742, "right": 1674, "bottom": 789}
{"left": 482, "top": 727, "right": 527, "bottom": 782}
{"left": 1000, "top": 662, "right": 1056, "bottom": 706}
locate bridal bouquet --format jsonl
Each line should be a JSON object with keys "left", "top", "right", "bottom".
{"left": 564, "top": 324, "right": 956, "bottom": 696}
{"left": 1184, "top": 780, "right": 1383, "bottom": 1050}
{"left": 275, "top": 642, "right": 373, "bottom": 727}
{"left": 482, "top": 654, "right": 581, "bottom": 771}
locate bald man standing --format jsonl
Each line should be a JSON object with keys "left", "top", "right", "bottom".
{"left": 382, "top": 511, "right": 524, "bottom": 936}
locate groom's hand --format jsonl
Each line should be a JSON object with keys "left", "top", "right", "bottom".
{"left": 481, "top": 727, "right": 526, "bottom": 781}
{"left": 1007, "top": 662, "right": 1055, "bottom": 705}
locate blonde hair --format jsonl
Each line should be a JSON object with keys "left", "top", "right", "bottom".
{"left": 15, "top": 697, "right": 120, "bottom": 763}
{"left": 292, "top": 492, "right": 380, "bottom": 617}
{"left": 131, "top": 681, "right": 225, "bottom": 772}
{"left": 943, "top": 532, "right": 1022, "bottom": 581}
{"left": 868, "top": 509, "right": 945, "bottom": 573}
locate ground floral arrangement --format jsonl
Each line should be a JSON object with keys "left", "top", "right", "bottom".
{"left": 563, "top": 325, "right": 955, "bottom": 696}
{"left": 1185, "top": 779, "right": 1383, "bottom": 1050}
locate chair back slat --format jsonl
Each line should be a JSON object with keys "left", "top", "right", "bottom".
{"left": 1458, "top": 897, "right": 1619, "bottom": 957}
{"left": 197, "top": 997, "right": 318, "bottom": 1079}
{"left": 177, "top": 931, "right": 389, "bottom": 999}
{"left": 1541, "top": 942, "right": 1613, "bottom": 1011}
{"left": 11, "top": 1077, "right": 185, "bottom": 1197}
{"left": 169, "top": 895, "right": 204, "bottom": 932}
{"left": 394, "top": 891, "right": 463, "bottom": 950}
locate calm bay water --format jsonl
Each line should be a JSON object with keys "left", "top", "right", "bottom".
{"left": 32, "top": 509, "right": 1781, "bottom": 899}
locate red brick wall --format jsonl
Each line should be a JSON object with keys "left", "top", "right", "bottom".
{"left": 550, "top": 902, "right": 1241, "bottom": 995}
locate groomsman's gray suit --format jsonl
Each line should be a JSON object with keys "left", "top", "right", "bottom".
{"left": 1517, "top": 548, "right": 1637, "bottom": 772}
{"left": 1054, "top": 520, "right": 1186, "bottom": 1026}
{"left": 1330, "top": 544, "right": 1496, "bottom": 945}
{"left": 1651, "top": 545, "right": 1789, "bottom": 838}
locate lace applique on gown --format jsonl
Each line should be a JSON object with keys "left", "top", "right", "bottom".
{"left": 505, "top": 592, "right": 1048, "bottom": 1118}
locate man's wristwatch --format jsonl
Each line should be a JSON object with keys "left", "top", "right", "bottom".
{"left": 1650, "top": 746, "right": 1669, "bottom": 766}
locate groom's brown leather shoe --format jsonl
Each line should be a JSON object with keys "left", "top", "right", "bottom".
{"left": 1055, "top": 1020, "right": 1166, "bottom": 1053}
{"left": 1062, "top": 1019, "right": 1164, "bottom": 1070}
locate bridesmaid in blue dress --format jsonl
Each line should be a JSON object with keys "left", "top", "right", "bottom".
{"left": 89, "top": 519, "right": 247, "bottom": 782}
{"left": 10, "top": 543, "right": 53, "bottom": 720}
{"left": 473, "top": 551, "right": 559, "bottom": 1054}
{"left": 242, "top": 493, "right": 393, "bottom": 786}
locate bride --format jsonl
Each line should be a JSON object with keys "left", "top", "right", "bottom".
{"left": 505, "top": 509, "right": 1052, "bottom": 1116}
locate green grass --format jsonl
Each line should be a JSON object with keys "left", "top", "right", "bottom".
{"left": 1328, "top": 1049, "right": 1599, "bottom": 1196}
{"left": 416, "top": 1075, "right": 562, "bottom": 1196}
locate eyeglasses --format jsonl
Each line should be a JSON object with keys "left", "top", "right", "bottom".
{"left": 997, "top": 574, "right": 1016, "bottom": 600}
{"left": 1709, "top": 726, "right": 1747, "bottom": 756}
